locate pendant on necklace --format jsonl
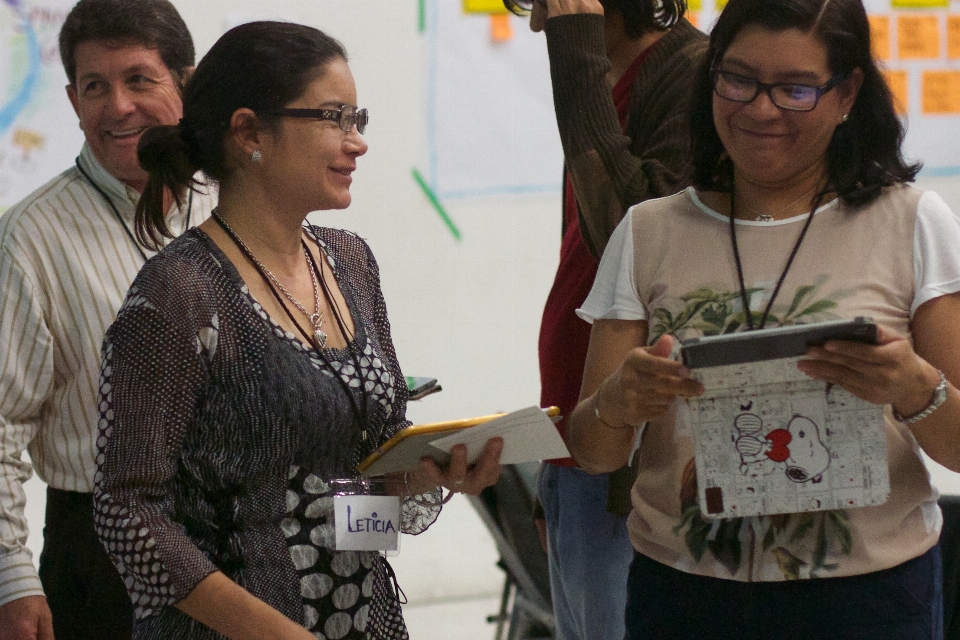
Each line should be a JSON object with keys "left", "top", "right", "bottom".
{"left": 309, "top": 312, "right": 326, "bottom": 348}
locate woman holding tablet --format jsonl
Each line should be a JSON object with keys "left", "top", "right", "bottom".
{"left": 567, "top": 0, "right": 960, "bottom": 637}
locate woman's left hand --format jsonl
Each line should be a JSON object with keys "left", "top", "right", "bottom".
{"left": 417, "top": 437, "right": 504, "bottom": 496}
{"left": 797, "top": 325, "right": 941, "bottom": 417}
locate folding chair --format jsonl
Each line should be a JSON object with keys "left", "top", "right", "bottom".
{"left": 467, "top": 462, "right": 555, "bottom": 640}
{"left": 940, "top": 495, "right": 960, "bottom": 639}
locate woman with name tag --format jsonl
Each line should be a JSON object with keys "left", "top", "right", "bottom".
{"left": 91, "top": 21, "right": 503, "bottom": 640}
{"left": 567, "top": 0, "right": 960, "bottom": 637}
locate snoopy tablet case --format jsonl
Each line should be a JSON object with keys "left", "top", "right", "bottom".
{"left": 680, "top": 318, "right": 889, "bottom": 520}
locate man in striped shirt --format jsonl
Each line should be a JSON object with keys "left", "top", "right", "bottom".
{"left": 0, "top": 2, "right": 214, "bottom": 638}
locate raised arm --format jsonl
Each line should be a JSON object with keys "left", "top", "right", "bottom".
{"left": 544, "top": 13, "right": 706, "bottom": 257}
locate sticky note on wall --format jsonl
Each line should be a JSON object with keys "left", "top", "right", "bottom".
{"left": 948, "top": 15, "right": 960, "bottom": 59}
{"left": 892, "top": 0, "right": 947, "bottom": 7}
{"left": 898, "top": 15, "right": 941, "bottom": 59}
{"left": 922, "top": 71, "right": 960, "bottom": 114}
{"left": 490, "top": 14, "right": 513, "bottom": 41}
{"left": 463, "top": 0, "right": 509, "bottom": 13}
{"left": 869, "top": 16, "right": 891, "bottom": 60}
{"left": 884, "top": 70, "right": 909, "bottom": 114}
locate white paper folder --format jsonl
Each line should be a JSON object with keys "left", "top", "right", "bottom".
{"left": 358, "top": 406, "right": 566, "bottom": 477}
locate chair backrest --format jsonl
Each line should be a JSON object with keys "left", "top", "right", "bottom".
{"left": 940, "top": 495, "right": 960, "bottom": 639}
{"left": 468, "top": 462, "right": 552, "bottom": 608}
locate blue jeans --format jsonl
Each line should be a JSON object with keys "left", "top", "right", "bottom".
{"left": 538, "top": 464, "right": 634, "bottom": 640}
{"left": 625, "top": 547, "right": 943, "bottom": 640}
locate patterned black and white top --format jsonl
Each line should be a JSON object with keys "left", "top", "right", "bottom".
{"left": 93, "top": 226, "right": 441, "bottom": 639}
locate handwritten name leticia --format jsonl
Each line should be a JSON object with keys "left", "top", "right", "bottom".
{"left": 346, "top": 505, "right": 397, "bottom": 534}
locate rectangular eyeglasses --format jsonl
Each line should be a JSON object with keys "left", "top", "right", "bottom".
{"left": 712, "top": 69, "right": 846, "bottom": 112}
{"left": 263, "top": 104, "right": 368, "bottom": 134}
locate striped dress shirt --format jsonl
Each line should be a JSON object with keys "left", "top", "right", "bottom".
{"left": 0, "top": 143, "right": 214, "bottom": 606}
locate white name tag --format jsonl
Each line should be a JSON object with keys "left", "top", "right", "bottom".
{"left": 334, "top": 495, "right": 400, "bottom": 551}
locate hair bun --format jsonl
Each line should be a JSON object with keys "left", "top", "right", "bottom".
{"left": 137, "top": 124, "right": 193, "bottom": 176}
{"left": 134, "top": 123, "right": 199, "bottom": 251}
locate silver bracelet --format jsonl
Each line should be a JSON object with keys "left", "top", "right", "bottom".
{"left": 893, "top": 369, "right": 948, "bottom": 425}
{"left": 593, "top": 387, "right": 632, "bottom": 430}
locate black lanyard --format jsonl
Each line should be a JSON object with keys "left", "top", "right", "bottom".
{"left": 729, "top": 185, "right": 825, "bottom": 331}
{"left": 210, "top": 211, "right": 374, "bottom": 455}
{"left": 75, "top": 157, "right": 193, "bottom": 263}
{"left": 308, "top": 236, "right": 372, "bottom": 447}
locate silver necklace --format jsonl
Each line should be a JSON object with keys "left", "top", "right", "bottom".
{"left": 213, "top": 211, "right": 327, "bottom": 348}
{"left": 740, "top": 185, "right": 818, "bottom": 222}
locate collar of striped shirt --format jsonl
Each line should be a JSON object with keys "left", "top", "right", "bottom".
{"left": 77, "top": 142, "right": 141, "bottom": 219}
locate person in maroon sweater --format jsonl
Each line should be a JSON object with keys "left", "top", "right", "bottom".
{"left": 505, "top": 1, "right": 706, "bottom": 639}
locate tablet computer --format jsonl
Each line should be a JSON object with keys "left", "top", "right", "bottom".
{"left": 680, "top": 317, "right": 878, "bottom": 369}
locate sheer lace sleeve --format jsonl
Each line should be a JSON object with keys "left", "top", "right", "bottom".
{"left": 360, "top": 234, "right": 442, "bottom": 533}
{"left": 317, "top": 228, "right": 443, "bottom": 533}
{"left": 92, "top": 256, "right": 218, "bottom": 620}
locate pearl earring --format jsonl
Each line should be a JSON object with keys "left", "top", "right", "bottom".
{"left": 841, "top": 114, "right": 849, "bottom": 123}
{"left": 251, "top": 150, "right": 262, "bottom": 162}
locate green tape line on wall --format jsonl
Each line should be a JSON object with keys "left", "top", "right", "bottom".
{"left": 412, "top": 168, "right": 462, "bottom": 241}
{"left": 418, "top": 0, "right": 426, "bottom": 33}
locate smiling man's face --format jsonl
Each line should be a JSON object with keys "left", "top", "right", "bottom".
{"left": 67, "top": 40, "right": 184, "bottom": 193}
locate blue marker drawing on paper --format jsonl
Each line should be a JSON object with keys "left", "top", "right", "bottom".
{"left": 1, "top": 0, "right": 43, "bottom": 136}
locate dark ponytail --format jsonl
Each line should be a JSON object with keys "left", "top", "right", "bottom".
{"left": 135, "top": 124, "right": 201, "bottom": 250}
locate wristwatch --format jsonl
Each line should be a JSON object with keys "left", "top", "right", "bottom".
{"left": 893, "top": 369, "right": 948, "bottom": 425}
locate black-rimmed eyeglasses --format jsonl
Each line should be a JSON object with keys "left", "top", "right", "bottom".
{"left": 262, "top": 105, "right": 368, "bottom": 134}
{"left": 712, "top": 69, "right": 847, "bottom": 112}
